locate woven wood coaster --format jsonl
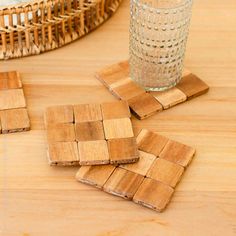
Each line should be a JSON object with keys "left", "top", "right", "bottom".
{"left": 76, "top": 129, "right": 196, "bottom": 212}
{"left": 45, "top": 101, "right": 139, "bottom": 166}
{"left": 0, "top": 71, "right": 30, "bottom": 134}
{"left": 95, "top": 60, "right": 210, "bottom": 119}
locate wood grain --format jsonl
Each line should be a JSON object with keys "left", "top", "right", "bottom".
{"left": 76, "top": 165, "right": 116, "bottom": 189}
{"left": 146, "top": 158, "right": 184, "bottom": 188}
{"left": 128, "top": 93, "right": 163, "bottom": 119}
{"left": 47, "top": 142, "right": 80, "bottom": 166}
{"left": 74, "top": 103, "right": 102, "bottom": 122}
{"left": 133, "top": 178, "right": 174, "bottom": 212}
{"left": 103, "top": 167, "right": 144, "bottom": 200}
{"left": 45, "top": 105, "right": 74, "bottom": 124}
{"left": 0, "top": 71, "right": 22, "bottom": 90}
{"left": 101, "top": 100, "right": 131, "bottom": 119}
{"left": 103, "top": 118, "right": 134, "bottom": 139}
{"left": 75, "top": 121, "right": 105, "bottom": 141}
{"left": 151, "top": 87, "right": 187, "bottom": 109}
{"left": 78, "top": 140, "right": 110, "bottom": 165}
{"left": 1, "top": 0, "right": 236, "bottom": 234}
{"left": 0, "top": 108, "right": 30, "bottom": 133}
{"left": 0, "top": 89, "right": 26, "bottom": 110}
{"left": 159, "top": 140, "right": 196, "bottom": 167}
{"left": 120, "top": 150, "right": 156, "bottom": 176}
{"left": 108, "top": 137, "right": 139, "bottom": 164}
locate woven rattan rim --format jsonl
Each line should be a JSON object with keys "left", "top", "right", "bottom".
{"left": 0, "top": 0, "right": 122, "bottom": 60}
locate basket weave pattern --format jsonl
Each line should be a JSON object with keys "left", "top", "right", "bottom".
{"left": 0, "top": 0, "right": 122, "bottom": 60}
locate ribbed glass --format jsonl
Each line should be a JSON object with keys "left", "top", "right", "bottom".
{"left": 129, "top": 0, "right": 193, "bottom": 91}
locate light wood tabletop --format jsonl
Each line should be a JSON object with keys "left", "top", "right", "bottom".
{"left": 1, "top": 0, "right": 236, "bottom": 235}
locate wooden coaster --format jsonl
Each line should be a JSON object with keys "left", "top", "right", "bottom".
{"left": 76, "top": 129, "right": 196, "bottom": 212}
{"left": 96, "top": 60, "right": 209, "bottom": 119}
{"left": 45, "top": 101, "right": 138, "bottom": 166}
{"left": 0, "top": 71, "right": 30, "bottom": 134}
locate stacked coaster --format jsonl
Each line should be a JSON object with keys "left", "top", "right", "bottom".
{"left": 96, "top": 60, "right": 209, "bottom": 119}
{"left": 76, "top": 129, "right": 195, "bottom": 212}
{"left": 0, "top": 71, "right": 30, "bottom": 134}
{"left": 44, "top": 101, "right": 139, "bottom": 166}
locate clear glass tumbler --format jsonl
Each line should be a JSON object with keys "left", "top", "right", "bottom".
{"left": 129, "top": 0, "right": 193, "bottom": 91}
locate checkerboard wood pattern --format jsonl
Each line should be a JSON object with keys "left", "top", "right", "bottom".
{"left": 0, "top": 71, "right": 30, "bottom": 134}
{"left": 45, "top": 101, "right": 139, "bottom": 166}
{"left": 76, "top": 129, "right": 196, "bottom": 212}
{"left": 96, "top": 60, "right": 209, "bottom": 119}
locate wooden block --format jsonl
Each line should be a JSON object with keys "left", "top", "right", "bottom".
{"left": 74, "top": 103, "right": 102, "bottom": 122}
{"left": 137, "top": 129, "right": 169, "bottom": 156}
{"left": 0, "top": 89, "right": 26, "bottom": 110}
{"left": 133, "top": 178, "right": 174, "bottom": 212}
{"left": 176, "top": 74, "right": 209, "bottom": 99}
{"left": 128, "top": 93, "right": 163, "bottom": 119}
{"left": 46, "top": 123, "right": 76, "bottom": 142}
{"left": 45, "top": 105, "right": 74, "bottom": 124}
{"left": 120, "top": 150, "right": 156, "bottom": 176}
{"left": 96, "top": 61, "right": 129, "bottom": 88}
{"left": 76, "top": 165, "right": 116, "bottom": 189}
{"left": 103, "top": 167, "right": 144, "bottom": 200}
{"left": 151, "top": 87, "right": 187, "bottom": 109}
{"left": 112, "top": 80, "right": 145, "bottom": 100}
{"left": 78, "top": 140, "right": 110, "bottom": 165}
{"left": 75, "top": 121, "right": 105, "bottom": 141}
{"left": 159, "top": 140, "right": 196, "bottom": 167}
{"left": 108, "top": 138, "right": 139, "bottom": 164}
{"left": 146, "top": 158, "right": 184, "bottom": 188}
{"left": 101, "top": 100, "right": 131, "bottom": 119}
{"left": 0, "top": 108, "right": 30, "bottom": 133}
{"left": 103, "top": 118, "right": 134, "bottom": 139}
{"left": 47, "top": 142, "right": 79, "bottom": 166}
{"left": 0, "top": 71, "right": 22, "bottom": 90}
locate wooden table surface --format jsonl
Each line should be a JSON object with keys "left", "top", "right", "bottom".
{"left": 1, "top": 0, "right": 236, "bottom": 235}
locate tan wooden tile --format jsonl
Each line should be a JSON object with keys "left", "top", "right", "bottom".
{"left": 75, "top": 121, "right": 104, "bottom": 141}
{"left": 146, "top": 158, "right": 184, "bottom": 188}
{"left": 74, "top": 103, "right": 102, "bottom": 123}
{"left": 0, "top": 71, "right": 22, "bottom": 90}
{"left": 120, "top": 150, "right": 156, "bottom": 176}
{"left": 176, "top": 73, "right": 209, "bottom": 99}
{"left": 103, "top": 167, "right": 144, "bottom": 200}
{"left": 47, "top": 142, "right": 79, "bottom": 166}
{"left": 108, "top": 137, "right": 139, "bottom": 164}
{"left": 46, "top": 123, "right": 76, "bottom": 142}
{"left": 101, "top": 100, "right": 131, "bottom": 120}
{"left": 159, "top": 140, "right": 196, "bottom": 167}
{"left": 45, "top": 105, "right": 74, "bottom": 125}
{"left": 103, "top": 118, "right": 134, "bottom": 139}
{"left": 0, "top": 108, "right": 30, "bottom": 133}
{"left": 137, "top": 129, "right": 169, "bottom": 156}
{"left": 128, "top": 93, "right": 163, "bottom": 119}
{"left": 151, "top": 87, "right": 187, "bottom": 109}
{"left": 133, "top": 178, "right": 174, "bottom": 212}
{"left": 76, "top": 165, "right": 116, "bottom": 189}
{"left": 112, "top": 80, "right": 145, "bottom": 100}
{"left": 0, "top": 89, "right": 26, "bottom": 110}
{"left": 95, "top": 61, "right": 129, "bottom": 88}
{"left": 78, "top": 140, "right": 110, "bottom": 165}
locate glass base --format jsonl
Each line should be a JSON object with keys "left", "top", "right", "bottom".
{"left": 144, "top": 81, "right": 179, "bottom": 92}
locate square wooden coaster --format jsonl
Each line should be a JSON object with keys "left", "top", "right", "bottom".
{"left": 76, "top": 129, "right": 196, "bottom": 212}
{"left": 0, "top": 71, "right": 30, "bottom": 134}
{"left": 96, "top": 60, "right": 209, "bottom": 119}
{"left": 45, "top": 101, "right": 138, "bottom": 166}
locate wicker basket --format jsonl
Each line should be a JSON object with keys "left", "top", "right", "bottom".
{"left": 0, "top": 0, "right": 122, "bottom": 60}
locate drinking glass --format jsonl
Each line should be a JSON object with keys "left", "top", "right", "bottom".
{"left": 129, "top": 0, "right": 193, "bottom": 91}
